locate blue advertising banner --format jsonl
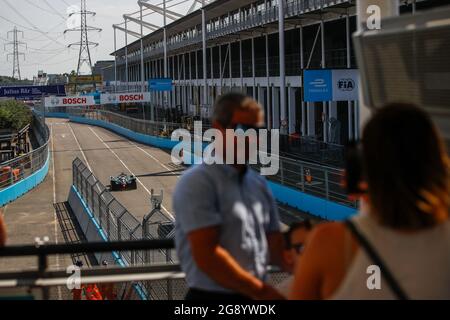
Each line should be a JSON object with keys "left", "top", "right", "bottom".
{"left": 303, "top": 69, "right": 359, "bottom": 102}
{"left": 303, "top": 70, "right": 333, "bottom": 102}
{"left": 148, "top": 78, "right": 173, "bottom": 91}
{"left": 0, "top": 85, "right": 66, "bottom": 100}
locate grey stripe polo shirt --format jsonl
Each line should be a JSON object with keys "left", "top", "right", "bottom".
{"left": 173, "top": 163, "right": 280, "bottom": 293}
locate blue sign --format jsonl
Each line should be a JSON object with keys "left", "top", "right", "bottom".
{"left": 303, "top": 70, "right": 333, "bottom": 102}
{"left": 303, "top": 69, "right": 359, "bottom": 102}
{"left": 81, "top": 91, "right": 101, "bottom": 105}
{"left": 148, "top": 78, "right": 173, "bottom": 91}
{"left": 0, "top": 85, "right": 66, "bottom": 100}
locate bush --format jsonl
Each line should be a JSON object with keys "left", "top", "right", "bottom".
{"left": 0, "top": 100, "right": 32, "bottom": 131}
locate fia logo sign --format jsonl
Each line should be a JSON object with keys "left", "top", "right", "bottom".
{"left": 337, "top": 79, "right": 355, "bottom": 92}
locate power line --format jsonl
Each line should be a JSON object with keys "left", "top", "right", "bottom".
{"left": 20, "top": 47, "right": 75, "bottom": 66}
{"left": 42, "top": 0, "right": 67, "bottom": 20}
{"left": 22, "top": 54, "right": 76, "bottom": 67}
{"left": 23, "top": 0, "right": 65, "bottom": 19}
{"left": 59, "top": 0, "right": 72, "bottom": 7}
{"left": 3, "top": 0, "right": 67, "bottom": 47}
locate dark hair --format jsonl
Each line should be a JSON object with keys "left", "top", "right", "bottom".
{"left": 212, "top": 92, "right": 261, "bottom": 127}
{"left": 362, "top": 103, "right": 449, "bottom": 230}
{"left": 284, "top": 220, "right": 313, "bottom": 248}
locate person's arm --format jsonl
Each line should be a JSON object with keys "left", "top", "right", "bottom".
{"left": 0, "top": 208, "right": 7, "bottom": 247}
{"left": 289, "top": 223, "right": 351, "bottom": 300}
{"left": 264, "top": 180, "right": 285, "bottom": 269}
{"left": 288, "top": 225, "right": 324, "bottom": 300}
{"left": 189, "top": 226, "right": 284, "bottom": 300}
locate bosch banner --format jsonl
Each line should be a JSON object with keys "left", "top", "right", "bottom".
{"left": 100, "top": 92, "right": 151, "bottom": 104}
{"left": 44, "top": 95, "right": 96, "bottom": 107}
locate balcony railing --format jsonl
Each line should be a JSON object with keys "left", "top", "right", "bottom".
{"left": 0, "top": 239, "right": 288, "bottom": 300}
{"left": 0, "top": 112, "right": 49, "bottom": 191}
{"left": 116, "top": 0, "right": 351, "bottom": 64}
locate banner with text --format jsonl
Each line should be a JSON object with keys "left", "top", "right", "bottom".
{"left": 44, "top": 95, "right": 96, "bottom": 107}
{"left": 0, "top": 85, "right": 66, "bottom": 100}
{"left": 303, "top": 69, "right": 359, "bottom": 102}
{"left": 100, "top": 92, "right": 151, "bottom": 104}
{"left": 148, "top": 78, "right": 173, "bottom": 91}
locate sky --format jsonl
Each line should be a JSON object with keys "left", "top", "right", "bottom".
{"left": 0, "top": 0, "right": 197, "bottom": 79}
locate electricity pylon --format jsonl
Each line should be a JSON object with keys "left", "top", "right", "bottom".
{"left": 5, "top": 27, "right": 26, "bottom": 80}
{"left": 64, "top": 0, "right": 101, "bottom": 77}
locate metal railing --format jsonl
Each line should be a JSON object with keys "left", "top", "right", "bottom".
{"left": 0, "top": 112, "right": 49, "bottom": 190}
{"left": 70, "top": 159, "right": 289, "bottom": 300}
{"left": 69, "top": 107, "right": 355, "bottom": 208}
{"left": 73, "top": 157, "right": 179, "bottom": 299}
{"left": 72, "top": 157, "right": 175, "bottom": 263}
{"left": 68, "top": 107, "right": 185, "bottom": 138}
{"left": 0, "top": 240, "right": 288, "bottom": 300}
{"left": 68, "top": 106, "right": 213, "bottom": 138}
{"left": 116, "top": 0, "right": 350, "bottom": 63}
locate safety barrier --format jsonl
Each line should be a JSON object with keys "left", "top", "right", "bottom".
{"left": 38, "top": 106, "right": 356, "bottom": 219}
{"left": 0, "top": 113, "right": 50, "bottom": 207}
{"left": 64, "top": 108, "right": 357, "bottom": 219}
{"left": 69, "top": 158, "right": 177, "bottom": 299}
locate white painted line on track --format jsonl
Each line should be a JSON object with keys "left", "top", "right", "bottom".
{"left": 67, "top": 123, "right": 93, "bottom": 172}
{"left": 94, "top": 127, "right": 181, "bottom": 178}
{"left": 50, "top": 124, "right": 63, "bottom": 300}
{"left": 88, "top": 127, "right": 174, "bottom": 221}
{"left": 129, "top": 143, "right": 181, "bottom": 179}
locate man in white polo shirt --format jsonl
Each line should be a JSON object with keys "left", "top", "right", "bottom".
{"left": 173, "top": 93, "right": 285, "bottom": 301}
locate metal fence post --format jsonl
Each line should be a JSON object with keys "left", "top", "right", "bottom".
{"left": 86, "top": 172, "right": 94, "bottom": 210}
{"left": 300, "top": 163, "right": 305, "bottom": 192}
{"left": 72, "top": 161, "right": 76, "bottom": 188}
{"left": 130, "top": 225, "right": 140, "bottom": 265}
{"left": 116, "top": 210, "right": 127, "bottom": 261}
{"left": 104, "top": 198, "right": 114, "bottom": 238}
{"left": 97, "top": 189, "right": 107, "bottom": 228}
{"left": 91, "top": 180, "right": 99, "bottom": 216}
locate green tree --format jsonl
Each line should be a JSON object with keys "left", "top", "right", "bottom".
{"left": 0, "top": 100, "right": 32, "bottom": 131}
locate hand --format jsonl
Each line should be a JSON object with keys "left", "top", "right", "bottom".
{"left": 254, "top": 283, "right": 286, "bottom": 300}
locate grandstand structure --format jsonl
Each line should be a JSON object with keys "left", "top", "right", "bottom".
{"left": 111, "top": 0, "right": 441, "bottom": 146}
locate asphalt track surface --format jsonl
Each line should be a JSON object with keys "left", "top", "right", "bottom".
{"left": 0, "top": 118, "right": 308, "bottom": 278}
